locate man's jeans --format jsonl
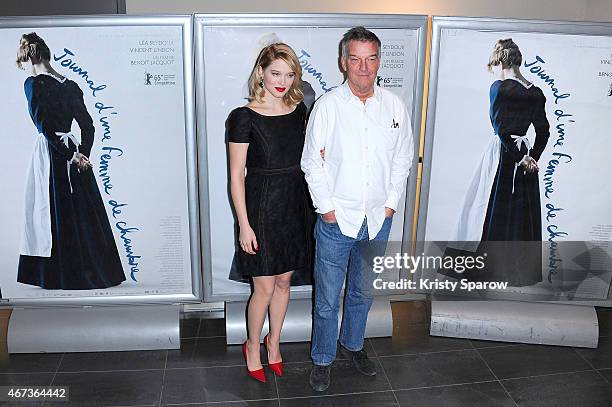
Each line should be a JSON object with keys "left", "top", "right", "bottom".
{"left": 311, "top": 215, "right": 392, "bottom": 366}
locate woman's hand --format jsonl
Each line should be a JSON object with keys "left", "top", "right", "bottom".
{"left": 521, "top": 156, "right": 539, "bottom": 173}
{"left": 239, "top": 224, "right": 259, "bottom": 255}
{"left": 73, "top": 152, "right": 92, "bottom": 171}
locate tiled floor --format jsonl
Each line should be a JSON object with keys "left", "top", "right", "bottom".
{"left": 1, "top": 302, "right": 611, "bottom": 406}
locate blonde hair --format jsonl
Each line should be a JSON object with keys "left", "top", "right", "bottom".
{"left": 247, "top": 43, "right": 303, "bottom": 106}
{"left": 16, "top": 32, "right": 51, "bottom": 69}
{"left": 487, "top": 38, "right": 522, "bottom": 72}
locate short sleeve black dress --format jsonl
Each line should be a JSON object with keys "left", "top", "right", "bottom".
{"left": 226, "top": 102, "right": 313, "bottom": 285}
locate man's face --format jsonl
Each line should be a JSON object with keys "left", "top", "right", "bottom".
{"left": 341, "top": 40, "right": 380, "bottom": 96}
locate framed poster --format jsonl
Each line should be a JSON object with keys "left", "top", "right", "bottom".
{"left": 0, "top": 15, "right": 201, "bottom": 305}
{"left": 195, "top": 14, "right": 428, "bottom": 301}
{"left": 417, "top": 17, "right": 612, "bottom": 301}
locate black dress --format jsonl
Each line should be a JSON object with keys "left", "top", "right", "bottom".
{"left": 482, "top": 79, "right": 550, "bottom": 242}
{"left": 226, "top": 103, "right": 313, "bottom": 285}
{"left": 477, "top": 79, "right": 550, "bottom": 286}
{"left": 17, "top": 74, "right": 126, "bottom": 290}
{"left": 441, "top": 79, "right": 550, "bottom": 287}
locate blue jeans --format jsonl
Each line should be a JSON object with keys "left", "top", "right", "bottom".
{"left": 311, "top": 215, "right": 393, "bottom": 366}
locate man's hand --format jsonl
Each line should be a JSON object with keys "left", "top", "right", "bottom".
{"left": 321, "top": 210, "right": 337, "bottom": 224}
{"left": 385, "top": 207, "right": 395, "bottom": 218}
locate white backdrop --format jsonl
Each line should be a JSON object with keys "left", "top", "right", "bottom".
{"left": 0, "top": 23, "right": 196, "bottom": 301}
{"left": 423, "top": 27, "right": 612, "bottom": 298}
{"left": 200, "top": 24, "right": 420, "bottom": 298}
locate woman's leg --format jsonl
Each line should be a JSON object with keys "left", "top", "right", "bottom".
{"left": 246, "top": 275, "right": 275, "bottom": 370}
{"left": 267, "top": 271, "right": 293, "bottom": 362}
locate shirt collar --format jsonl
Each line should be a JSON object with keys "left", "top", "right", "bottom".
{"left": 340, "top": 81, "right": 382, "bottom": 105}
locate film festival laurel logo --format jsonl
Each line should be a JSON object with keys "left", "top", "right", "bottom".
{"left": 144, "top": 71, "right": 177, "bottom": 86}
{"left": 376, "top": 75, "right": 404, "bottom": 89}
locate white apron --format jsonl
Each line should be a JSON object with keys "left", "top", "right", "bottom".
{"left": 20, "top": 131, "right": 79, "bottom": 257}
{"left": 449, "top": 134, "right": 531, "bottom": 252}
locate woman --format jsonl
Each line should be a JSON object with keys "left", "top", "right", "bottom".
{"left": 226, "top": 43, "right": 312, "bottom": 382}
{"left": 446, "top": 38, "right": 550, "bottom": 286}
{"left": 16, "top": 32, "right": 125, "bottom": 290}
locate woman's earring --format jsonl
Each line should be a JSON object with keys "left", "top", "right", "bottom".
{"left": 259, "top": 79, "right": 264, "bottom": 88}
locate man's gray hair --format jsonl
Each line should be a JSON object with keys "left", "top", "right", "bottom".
{"left": 340, "top": 26, "right": 381, "bottom": 59}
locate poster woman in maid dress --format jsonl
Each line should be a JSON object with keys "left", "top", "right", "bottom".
{"left": 16, "top": 32, "right": 125, "bottom": 290}
{"left": 445, "top": 39, "right": 550, "bottom": 287}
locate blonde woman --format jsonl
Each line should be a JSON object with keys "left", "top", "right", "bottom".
{"left": 226, "top": 43, "right": 312, "bottom": 382}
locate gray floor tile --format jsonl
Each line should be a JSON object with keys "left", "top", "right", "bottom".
{"left": 161, "top": 366, "right": 277, "bottom": 404}
{"left": 598, "top": 368, "right": 612, "bottom": 384}
{"left": 273, "top": 341, "right": 312, "bottom": 364}
{"left": 0, "top": 352, "right": 63, "bottom": 374}
{"left": 166, "top": 338, "right": 252, "bottom": 368}
{"left": 46, "top": 369, "right": 163, "bottom": 407}
{"left": 180, "top": 317, "right": 201, "bottom": 339}
{"left": 576, "top": 336, "right": 612, "bottom": 369}
{"left": 194, "top": 401, "right": 279, "bottom": 407}
{"left": 478, "top": 344, "right": 591, "bottom": 379}
{"left": 198, "top": 318, "right": 226, "bottom": 338}
{"left": 394, "top": 381, "right": 515, "bottom": 407}
{"left": 281, "top": 391, "right": 398, "bottom": 406}
{"left": 193, "top": 401, "right": 279, "bottom": 406}
{"left": 58, "top": 350, "right": 166, "bottom": 372}
{"left": 380, "top": 350, "right": 495, "bottom": 390}
{"left": 370, "top": 324, "right": 472, "bottom": 356}
{"left": 276, "top": 359, "right": 390, "bottom": 398}
{"left": 469, "top": 339, "right": 525, "bottom": 349}
{"left": 502, "top": 370, "right": 612, "bottom": 407}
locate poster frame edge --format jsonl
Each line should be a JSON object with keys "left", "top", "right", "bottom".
{"left": 0, "top": 14, "right": 203, "bottom": 306}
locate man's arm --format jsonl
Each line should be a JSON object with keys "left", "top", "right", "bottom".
{"left": 301, "top": 99, "right": 335, "bottom": 215}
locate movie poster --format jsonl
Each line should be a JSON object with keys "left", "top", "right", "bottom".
{"left": 0, "top": 19, "right": 198, "bottom": 302}
{"left": 198, "top": 22, "right": 422, "bottom": 298}
{"left": 420, "top": 24, "right": 612, "bottom": 300}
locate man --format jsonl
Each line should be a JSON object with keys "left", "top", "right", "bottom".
{"left": 301, "top": 26, "right": 414, "bottom": 391}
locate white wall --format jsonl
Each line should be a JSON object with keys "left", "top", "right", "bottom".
{"left": 126, "top": 0, "right": 612, "bottom": 22}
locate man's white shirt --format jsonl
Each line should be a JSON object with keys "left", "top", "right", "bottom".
{"left": 301, "top": 82, "right": 414, "bottom": 239}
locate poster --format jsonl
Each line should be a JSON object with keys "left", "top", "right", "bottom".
{"left": 196, "top": 16, "right": 425, "bottom": 300}
{"left": 0, "top": 17, "right": 200, "bottom": 303}
{"left": 419, "top": 20, "right": 612, "bottom": 300}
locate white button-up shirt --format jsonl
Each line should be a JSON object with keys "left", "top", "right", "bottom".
{"left": 301, "top": 82, "right": 414, "bottom": 239}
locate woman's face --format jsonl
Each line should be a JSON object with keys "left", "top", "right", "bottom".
{"left": 260, "top": 58, "right": 295, "bottom": 99}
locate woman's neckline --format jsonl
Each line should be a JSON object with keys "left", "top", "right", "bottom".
{"left": 503, "top": 76, "right": 532, "bottom": 89}
{"left": 244, "top": 102, "right": 300, "bottom": 118}
{"left": 35, "top": 72, "right": 67, "bottom": 83}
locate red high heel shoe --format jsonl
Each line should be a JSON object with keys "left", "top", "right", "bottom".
{"left": 264, "top": 334, "right": 284, "bottom": 376}
{"left": 242, "top": 341, "right": 266, "bottom": 383}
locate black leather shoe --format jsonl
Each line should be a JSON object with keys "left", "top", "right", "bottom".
{"left": 343, "top": 347, "right": 377, "bottom": 376}
{"left": 309, "top": 364, "right": 331, "bottom": 392}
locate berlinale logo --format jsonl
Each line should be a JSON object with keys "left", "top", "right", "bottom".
{"left": 376, "top": 75, "right": 394, "bottom": 86}
{"left": 144, "top": 71, "right": 176, "bottom": 86}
